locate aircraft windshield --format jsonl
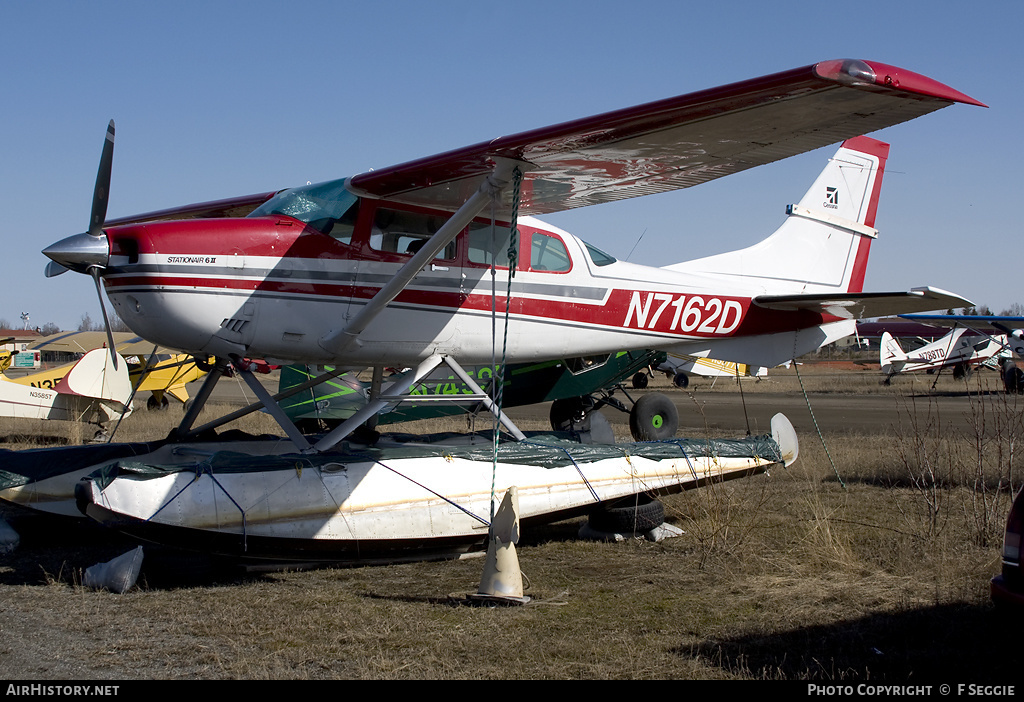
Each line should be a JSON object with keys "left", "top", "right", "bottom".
{"left": 249, "top": 178, "right": 359, "bottom": 236}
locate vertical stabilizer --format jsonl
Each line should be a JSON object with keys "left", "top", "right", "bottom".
{"left": 55, "top": 348, "right": 131, "bottom": 403}
{"left": 880, "top": 331, "right": 908, "bottom": 376}
{"left": 666, "top": 137, "right": 889, "bottom": 295}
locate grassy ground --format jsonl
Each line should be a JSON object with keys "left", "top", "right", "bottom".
{"left": 0, "top": 364, "right": 1020, "bottom": 680}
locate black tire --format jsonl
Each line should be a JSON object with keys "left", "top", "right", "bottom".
{"left": 673, "top": 372, "right": 689, "bottom": 389}
{"left": 146, "top": 395, "right": 169, "bottom": 411}
{"left": 1004, "top": 361, "right": 1024, "bottom": 394}
{"left": 631, "top": 371, "right": 649, "bottom": 389}
{"left": 589, "top": 496, "right": 665, "bottom": 534}
{"left": 953, "top": 362, "right": 972, "bottom": 380}
{"left": 629, "top": 393, "right": 678, "bottom": 441}
{"left": 550, "top": 397, "right": 590, "bottom": 432}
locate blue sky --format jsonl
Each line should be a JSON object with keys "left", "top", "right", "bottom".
{"left": 1, "top": 0, "right": 1019, "bottom": 331}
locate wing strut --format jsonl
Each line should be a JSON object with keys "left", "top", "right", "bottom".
{"left": 318, "top": 158, "right": 527, "bottom": 356}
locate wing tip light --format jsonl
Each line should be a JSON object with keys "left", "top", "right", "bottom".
{"left": 814, "top": 59, "right": 987, "bottom": 108}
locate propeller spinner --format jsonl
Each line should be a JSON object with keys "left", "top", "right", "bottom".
{"left": 42, "top": 120, "right": 118, "bottom": 367}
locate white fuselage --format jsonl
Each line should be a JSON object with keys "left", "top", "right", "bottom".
{"left": 101, "top": 215, "right": 850, "bottom": 370}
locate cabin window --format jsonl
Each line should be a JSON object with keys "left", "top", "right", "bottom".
{"left": 467, "top": 221, "right": 514, "bottom": 267}
{"left": 369, "top": 207, "right": 456, "bottom": 259}
{"left": 564, "top": 355, "right": 610, "bottom": 374}
{"left": 530, "top": 233, "right": 571, "bottom": 272}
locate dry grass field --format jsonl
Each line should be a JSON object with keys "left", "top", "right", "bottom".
{"left": 0, "top": 362, "right": 1021, "bottom": 680}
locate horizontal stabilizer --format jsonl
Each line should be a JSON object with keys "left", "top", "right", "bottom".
{"left": 753, "top": 287, "right": 971, "bottom": 321}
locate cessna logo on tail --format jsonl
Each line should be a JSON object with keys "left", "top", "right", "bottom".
{"left": 824, "top": 186, "right": 839, "bottom": 209}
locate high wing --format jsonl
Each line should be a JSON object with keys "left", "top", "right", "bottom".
{"left": 347, "top": 59, "right": 983, "bottom": 217}
{"left": 754, "top": 287, "right": 972, "bottom": 321}
{"left": 899, "top": 315, "right": 1024, "bottom": 324}
{"left": 899, "top": 314, "right": 1024, "bottom": 357}
{"left": 101, "top": 59, "right": 983, "bottom": 226}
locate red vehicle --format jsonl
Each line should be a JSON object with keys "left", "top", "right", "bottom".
{"left": 992, "top": 489, "right": 1024, "bottom": 609}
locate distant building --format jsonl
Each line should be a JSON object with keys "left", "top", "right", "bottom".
{"left": 0, "top": 329, "right": 43, "bottom": 353}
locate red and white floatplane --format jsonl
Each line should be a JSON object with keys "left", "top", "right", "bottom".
{"left": 4, "top": 59, "right": 983, "bottom": 563}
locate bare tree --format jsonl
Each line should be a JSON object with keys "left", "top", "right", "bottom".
{"left": 78, "top": 313, "right": 98, "bottom": 332}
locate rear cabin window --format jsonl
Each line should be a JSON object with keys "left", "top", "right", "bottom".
{"left": 369, "top": 208, "right": 456, "bottom": 259}
{"left": 529, "top": 232, "right": 571, "bottom": 272}
{"left": 467, "top": 223, "right": 572, "bottom": 273}
{"left": 584, "top": 242, "right": 616, "bottom": 266}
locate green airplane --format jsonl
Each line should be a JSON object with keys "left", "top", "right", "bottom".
{"left": 279, "top": 350, "right": 677, "bottom": 442}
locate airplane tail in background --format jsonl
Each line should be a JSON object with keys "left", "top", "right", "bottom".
{"left": 880, "top": 332, "right": 908, "bottom": 376}
{"left": 54, "top": 348, "right": 133, "bottom": 421}
{"left": 666, "top": 136, "right": 888, "bottom": 296}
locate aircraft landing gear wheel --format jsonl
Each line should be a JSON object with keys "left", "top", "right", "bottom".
{"left": 631, "top": 372, "right": 649, "bottom": 389}
{"left": 953, "top": 362, "right": 973, "bottom": 381}
{"left": 550, "top": 397, "right": 590, "bottom": 432}
{"left": 673, "top": 372, "right": 689, "bottom": 389}
{"left": 147, "top": 395, "right": 170, "bottom": 411}
{"left": 550, "top": 397, "right": 614, "bottom": 443}
{"left": 1004, "top": 361, "right": 1024, "bottom": 394}
{"left": 629, "top": 393, "right": 678, "bottom": 441}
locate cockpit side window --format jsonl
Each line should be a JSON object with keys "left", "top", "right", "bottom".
{"left": 369, "top": 207, "right": 456, "bottom": 259}
{"left": 467, "top": 221, "right": 513, "bottom": 267}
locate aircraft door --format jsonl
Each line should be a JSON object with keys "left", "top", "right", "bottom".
{"left": 358, "top": 204, "right": 459, "bottom": 347}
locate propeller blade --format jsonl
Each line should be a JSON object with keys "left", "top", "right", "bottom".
{"left": 89, "top": 120, "right": 115, "bottom": 238}
{"left": 90, "top": 267, "right": 118, "bottom": 370}
{"left": 44, "top": 260, "right": 69, "bottom": 278}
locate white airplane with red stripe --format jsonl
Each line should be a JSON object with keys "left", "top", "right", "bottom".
{"left": 41, "top": 59, "right": 982, "bottom": 448}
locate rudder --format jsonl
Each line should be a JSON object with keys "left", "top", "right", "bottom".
{"left": 880, "top": 331, "right": 908, "bottom": 376}
{"left": 666, "top": 137, "right": 889, "bottom": 296}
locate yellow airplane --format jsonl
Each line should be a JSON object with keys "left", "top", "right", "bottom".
{"left": 17, "top": 332, "right": 209, "bottom": 410}
{"left": 0, "top": 338, "right": 15, "bottom": 374}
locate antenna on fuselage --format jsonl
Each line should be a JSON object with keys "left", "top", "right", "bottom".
{"left": 625, "top": 228, "right": 647, "bottom": 262}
